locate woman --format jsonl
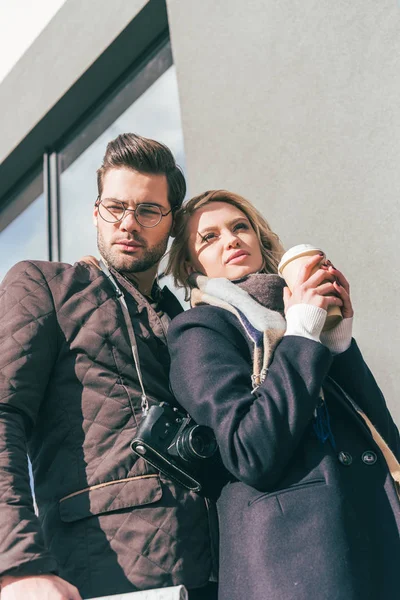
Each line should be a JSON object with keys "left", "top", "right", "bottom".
{"left": 165, "top": 190, "right": 400, "bottom": 600}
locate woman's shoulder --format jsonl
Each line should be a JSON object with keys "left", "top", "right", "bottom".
{"left": 168, "top": 304, "right": 245, "bottom": 342}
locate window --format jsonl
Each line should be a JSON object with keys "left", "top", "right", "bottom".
{"left": 58, "top": 42, "right": 185, "bottom": 265}
{"left": 0, "top": 172, "right": 47, "bottom": 281}
{"left": 0, "top": 40, "right": 187, "bottom": 302}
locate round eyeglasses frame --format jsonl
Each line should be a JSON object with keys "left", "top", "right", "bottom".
{"left": 95, "top": 197, "right": 173, "bottom": 228}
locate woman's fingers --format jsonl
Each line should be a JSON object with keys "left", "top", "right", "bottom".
{"left": 294, "top": 253, "right": 324, "bottom": 286}
{"left": 80, "top": 255, "right": 100, "bottom": 269}
{"left": 315, "top": 281, "right": 337, "bottom": 296}
{"left": 325, "top": 263, "right": 353, "bottom": 318}
{"left": 285, "top": 254, "right": 354, "bottom": 317}
{"left": 332, "top": 267, "right": 350, "bottom": 293}
{"left": 333, "top": 280, "right": 354, "bottom": 318}
{"left": 305, "top": 268, "right": 335, "bottom": 289}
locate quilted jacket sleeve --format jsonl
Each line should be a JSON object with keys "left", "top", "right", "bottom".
{"left": 168, "top": 306, "right": 333, "bottom": 491}
{"left": 0, "top": 262, "right": 59, "bottom": 577}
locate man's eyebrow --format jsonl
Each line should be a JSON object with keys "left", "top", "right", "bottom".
{"left": 102, "top": 197, "right": 164, "bottom": 208}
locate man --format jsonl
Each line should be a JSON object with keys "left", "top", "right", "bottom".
{"left": 0, "top": 134, "right": 218, "bottom": 600}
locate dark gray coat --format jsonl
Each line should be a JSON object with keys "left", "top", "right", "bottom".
{"left": 168, "top": 306, "right": 400, "bottom": 600}
{"left": 0, "top": 261, "right": 217, "bottom": 599}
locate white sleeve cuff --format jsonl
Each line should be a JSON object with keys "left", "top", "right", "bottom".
{"left": 284, "top": 304, "right": 327, "bottom": 342}
{"left": 320, "top": 317, "right": 353, "bottom": 355}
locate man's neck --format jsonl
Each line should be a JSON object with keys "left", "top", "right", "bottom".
{"left": 122, "top": 266, "right": 158, "bottom": 298}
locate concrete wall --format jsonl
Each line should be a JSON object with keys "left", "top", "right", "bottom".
{"left": 0, "top": 0, "right": 67, "bottom": 83}
{"left": 167, "top": 0, "right": 400, "bottom": 424}
{"left": 0, "top": 0, "right": 149, "bottom": 163}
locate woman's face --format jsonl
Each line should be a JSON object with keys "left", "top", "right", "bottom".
{"left": 186, "top": 201, "right": 264, "bottom": 279}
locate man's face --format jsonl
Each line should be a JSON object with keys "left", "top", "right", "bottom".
{"left": 93, "top": 167, "right": 172, "bottom": 274}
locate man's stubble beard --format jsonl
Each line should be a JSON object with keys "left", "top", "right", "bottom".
{"left": 97, "top": 230, "right": 169, "bottom": 274}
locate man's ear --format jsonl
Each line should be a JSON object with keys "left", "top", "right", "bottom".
{"left": 93, "top": 206, "right": 99, "bottom": 228}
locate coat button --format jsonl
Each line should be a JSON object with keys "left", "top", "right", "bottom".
{"left": 338, "top": 451, "right": 353, "bottom": 466}
{"left": 362, "top": 451, "right": 377, "bottom": 465}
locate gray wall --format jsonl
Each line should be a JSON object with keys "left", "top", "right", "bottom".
{"left": 0, "top": 0, "right": 148, "bottom": 163}
{"left": 167, "top": 0, "right": 400, "bottom": 424}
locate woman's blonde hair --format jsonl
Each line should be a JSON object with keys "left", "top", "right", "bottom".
{"left": 165, "top": 189, "right": 285, "bottom": 298}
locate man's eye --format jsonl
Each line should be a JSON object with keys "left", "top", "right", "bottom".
{"left": 104, "top": 203, "right": 123, "bottom": 213}
{"left": 139, "top": 205, "right": 160, "bottom": 216}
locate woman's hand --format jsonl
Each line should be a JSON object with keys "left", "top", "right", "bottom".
{"left": 80, "top": 255, "right": 100, "bottom": 270}
{"left": 326, "top": 262, "right": 354, "bottom": 319}
{"left": 283, "top": 254, "right": 343, "bottom": 314}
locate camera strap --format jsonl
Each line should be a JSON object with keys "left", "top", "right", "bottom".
{"left": 99, "top": 259, "right": 149, "bottom": 415}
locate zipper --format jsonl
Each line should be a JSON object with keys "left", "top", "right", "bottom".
{"left": 59, "top": 473, "right": 158, "bottom": 503}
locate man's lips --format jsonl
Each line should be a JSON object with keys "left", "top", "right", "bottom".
{"left": 114, "top": 240, "right": 144, "bottom": 252}
{"left": 225, "top": 250, "right": 250, "bottom": 264}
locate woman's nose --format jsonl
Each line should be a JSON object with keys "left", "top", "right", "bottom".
{"left": 224, "top": 230, "right": 241, "bottom": 248}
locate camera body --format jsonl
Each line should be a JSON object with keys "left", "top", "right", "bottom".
{"left": 131, "top": 403, "right": 218, "bottom": 492}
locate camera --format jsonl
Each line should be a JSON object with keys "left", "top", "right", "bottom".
{"left": 131, "top": 403, "right": 218, "bottom": 492}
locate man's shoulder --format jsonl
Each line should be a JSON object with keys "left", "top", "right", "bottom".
{"left": 3, "top": 260, "right": 101, "bottom": 285}
{"left": 1, "top": 261, "right": 108, "bottom": 306}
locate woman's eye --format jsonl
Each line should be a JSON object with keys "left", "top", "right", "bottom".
{"left": 202, "top": 232, "right": 217, "bottom": 242}
{"left": 233, "top": 222, "right": 249, "bottom": 232}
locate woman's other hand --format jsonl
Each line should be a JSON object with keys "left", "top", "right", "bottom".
{"left": 319, "top": 262, "right": 354, "bottom": 354}
{"left": 283, "top": 254, "right": 343, "bottom": 314}
{"left": 326, "top": 262, "right": 354, "bottom": 319}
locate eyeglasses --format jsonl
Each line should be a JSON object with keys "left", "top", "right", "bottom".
{"left": 95, "top": 198, "right": 172, "bottom": 228}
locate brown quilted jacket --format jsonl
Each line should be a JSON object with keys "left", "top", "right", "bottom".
{"left": 0, "top": 261, "right": 217, "bottom": 599}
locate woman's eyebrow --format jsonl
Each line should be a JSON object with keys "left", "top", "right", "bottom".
{"left": 198, "top": 216, "right": 249, "bottom": 237}
{"left": 198, "top": 225, "right": 217, "bottom": 236}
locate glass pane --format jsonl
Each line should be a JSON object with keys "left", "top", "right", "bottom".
{"left": 0, "top": 192, "right": 47, "bottom": 281}
{"left": 59, "top": 64, "right": 186, "bottom": 265}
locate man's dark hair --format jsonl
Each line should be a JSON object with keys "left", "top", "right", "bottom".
{"left": 97, "top": 133, "right": 186, "bottom": 210}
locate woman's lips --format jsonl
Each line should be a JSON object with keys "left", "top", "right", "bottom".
{"left": 225, "top": 250, "right": 250, "bottom": 264}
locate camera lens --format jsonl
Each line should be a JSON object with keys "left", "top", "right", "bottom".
{"left": 176, "top": 425, "right": 218, "bottom": 461}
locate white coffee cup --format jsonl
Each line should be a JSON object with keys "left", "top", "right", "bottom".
{"left": 278, "top": 244, "right": 342, "bottom": 331}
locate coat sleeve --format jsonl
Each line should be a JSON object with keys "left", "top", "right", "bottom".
{"left": 0, "top": 261, "right": 59, "bottom": 577}
{"left": 168, "top": 306, "right": 333, "bottom": 491}
{"left": 329, "top": 340, "right": 400, "bottom": 460}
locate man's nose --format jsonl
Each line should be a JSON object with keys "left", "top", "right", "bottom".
{"left": 119, "top": 210, "right": 141, "bottom": 233}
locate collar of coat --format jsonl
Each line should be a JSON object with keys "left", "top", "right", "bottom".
{"left": 189, "top": 273, "right": 286, "bottom": 389}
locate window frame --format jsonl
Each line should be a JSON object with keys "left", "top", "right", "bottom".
{"left": 0, "top": 31, "right": 173, "bottom": 265}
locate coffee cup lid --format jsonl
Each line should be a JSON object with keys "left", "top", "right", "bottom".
{"left": 278, "top": 244, "right": 324, "bottom": 275}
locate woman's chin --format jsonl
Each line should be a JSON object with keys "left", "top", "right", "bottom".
{"left": 224, "top": 265, "right": 258, "bottom": 281}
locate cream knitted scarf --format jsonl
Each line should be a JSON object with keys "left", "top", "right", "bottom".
{"left": 189, "top": 273, "right": 286, "bottom": 389}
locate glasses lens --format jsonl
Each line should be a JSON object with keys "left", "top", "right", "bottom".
{"left": 99, "top": 200, "right": 125, "bottom": 223}
{"left": 135, "top": 204, "right": 162, "bottom": 227}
